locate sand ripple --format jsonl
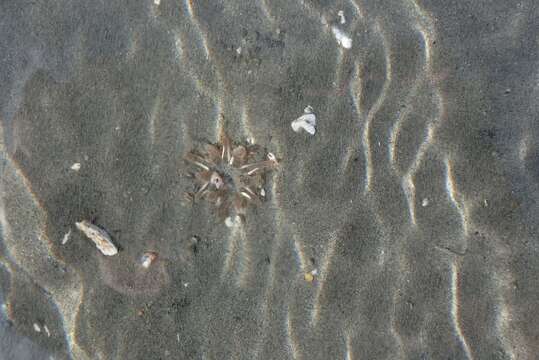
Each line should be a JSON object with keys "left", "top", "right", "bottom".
{"left": 0, "top": 0, "right": 537, "bottom": 359}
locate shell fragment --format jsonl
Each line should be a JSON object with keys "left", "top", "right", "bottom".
{"left": 75, "top": 220, "right": 118, "bottom": 256}
{"left": 291, "top": 106, "right": 316, "bottom": 135}
{"left": 331, "top": 27, "right": 352, "bottom": 49}
{"left": 141, "top": 251, "right": 158, "bottom": 268}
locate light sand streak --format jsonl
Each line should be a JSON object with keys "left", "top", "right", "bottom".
{"left": 292, "top": 234, "right": 308, "bottom": 274}
{"left": 148, "top": 91, "right": 162, "bottom": 146}
{"left": 294, "top": 0, "right": 331, "bottom": 30}
{"left": 0, "top": 131, "right": 86, "bottom": 358}
{"left": 450, "top": 262, "right": 473, "bottom": 360}
{"left": 444, "top": 158, "right": 469, "bottom": 237}
{"left": 362, "top": 21, "right": 392, "bottom": 194}
{"left": 286, "top": 306, "right": 303, "bottom": 360}
{"left": 401, "top": 123, "right": 436, "bottom": 226}
{"left": 311, "top": 233, "right": 338, "bottom": 326}
{"left": 344, "top": 332, "right": 354, "bottom": 360}
{"left": 348, "top": 0, "right": 365, "bottom": 19}
{"left": 344, "top": 62, "right": 363, "bottom": 173}
{"left": 258, "top": 0, "right": 277, "bottom": 26}
{"left": 184, "top": 0, "right": 210, "bottom": 59}
{"left": 236, "top": 226, "right": 253, "bottom": 288}
{"left": 173, "top": 31, "right": 183, "bottom": 61}
{"left": 239, "top": 102, "right": 256, "bottom": 144}
{"left": 221, "top": 224, "right": 240, "bottom": 281}
{"left": 252, "top": 173, "right": 285, "bottom": 359}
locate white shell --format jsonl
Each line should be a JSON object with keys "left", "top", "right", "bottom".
{"left": 291, "top": 112, "right": 316, "bottom": 135}
{"left": 338, "top": 10, "right": 346, "bottom": 24}
{"left": 225, "top": 215, "right": 242, "bottom": 228}
{"left": 331, "top": 27, "right": 352, "bottom": 49}
{"left": 61, "top": 229, "right": 72, "bottom": 245}
{"left": 75, "top": 220, "right": 118, "bottom": 256}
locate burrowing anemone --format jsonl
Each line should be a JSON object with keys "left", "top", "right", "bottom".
{"left": 184, "top": 128, "right": 278, "bottom": 225}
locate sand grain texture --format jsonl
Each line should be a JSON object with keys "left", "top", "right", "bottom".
{"left": 0, "top": 0, "right": 538, "bottom": 359}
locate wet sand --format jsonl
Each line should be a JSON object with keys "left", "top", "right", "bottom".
{"left": 1, "top": 0, "right": 538, "bottom": 359}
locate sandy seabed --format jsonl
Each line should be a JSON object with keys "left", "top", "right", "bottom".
{"left": 1, "top": 0, "right": 538, "bottom": 359}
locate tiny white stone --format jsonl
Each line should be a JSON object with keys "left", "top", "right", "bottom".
{"left": 236, "top": 46, "right": 242, "bottom": 55}
{"left": 33, "top": 323, "right": 41, "bottom": 333}
{"left": 260, "top": 188, "right": 266, "bottom": 197}
{"left": 422, "top": 198, "right": 429, "bottom": 207}
{"left": 70, "top": 163, "right": 81, "bottom": 171}
{"left": 44, "top": 325, "right": 51, "bottom": 337}
{"left": 311, "top": 268, "right": 318, "bottom": 276}
{"left": 225, "top": 216, "right": 241, "bottom": 228}
{"left": 331, "top": 27, "right": 352, "bottom": 49}
{"left": 338, "top": 10, "right": 346, "bottom": 24}
{"left": 291, "top": 107, "right": 316, "bottom": 135}
{"left": 154, "top": 0, "right": 160, "bottom": 5}
{"left": 141, "top": 256, "right": 152, "bottom": 268}
{"left": 61, "top": 229, "right": 72, "bottom": 245}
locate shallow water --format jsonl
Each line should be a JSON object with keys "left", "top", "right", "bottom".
{"left": 1, "top": 0, "right": 538, "bottom": 359}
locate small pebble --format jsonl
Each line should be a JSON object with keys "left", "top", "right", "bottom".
{"left": 70, "top": 163, "right": 81, "bottom": 171}
{"left": 304, "top": 273, "right": 315, "bottom": 282}
{"left": 33, "top": 323, "right": 41, "bottom": 333}
{"left": 141, "top": 252, "right": 158, "bottom": 269}
{"left": 422, "top": 198, "right": 429, "bottom": 207}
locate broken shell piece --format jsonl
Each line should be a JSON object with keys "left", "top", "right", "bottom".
{"left": 61, "top": 229, "right": 72, "bottom": 245}
{"left": 267, "top": 152, "right": 277, "bottom": 162}
{"left": 75, "top": 220, "right": 118, "bottom": 256}
{"left": 291, "top": 107, "right": 316, "bottom": 135}
{"left": 331, "top": 26, "right": 352, "bottom": 49}
{"left": 338, "top": 10, "right": 346, "bottom": 24}
{"left": 225, "top": 215, "right": 242, "bottom": 228}
{"left": 141, "top": 251, "right": 158, "bottom": 268}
